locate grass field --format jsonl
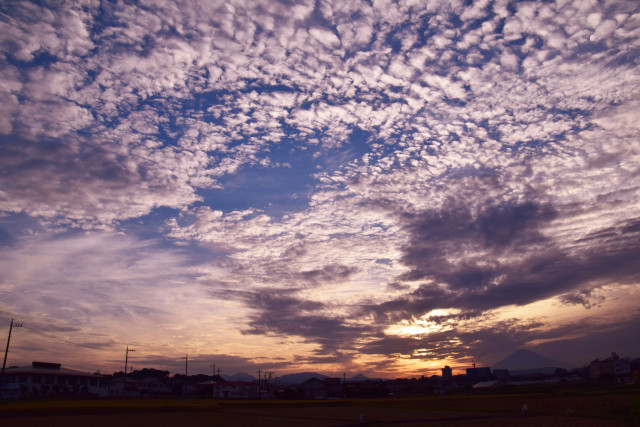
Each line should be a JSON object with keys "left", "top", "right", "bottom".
{"left": 1, "top": 388, "right": 639, "bottom": 426}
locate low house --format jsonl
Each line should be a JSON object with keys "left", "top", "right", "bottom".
{"left": 344, "top": 379, "right": 384, "bottom": 398}
{"left": 211, "top": 381, "right": 257, "bottom": 399}
{"left": 590, "top": 352, "right": 632, "bottom": 383}
{"left": 1, "top": 362, "right": 107, "bottom": 399}
{"left": 472, "top": 380, "right": 504, "bottom": 389}
{"left": 323, "top": 378, "right": 342, "bottom": 398}
{"left": 493, "top": 369, "right": 509, "bottom": 380}
{"left": 107, "top": 376, "right": 139, "bottom": 397}
{"left": 137, "top": 377, "right": 172, "bottom": 395}
{"left": 300, "top": 377, "right": 326, "bottom": 399}
{"left": 300, "top": 377, "right": 343, "bottom": 399}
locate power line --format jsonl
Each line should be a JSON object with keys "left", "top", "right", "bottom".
{"left": 19, "top": 324, "right": 119, "bottom": 350}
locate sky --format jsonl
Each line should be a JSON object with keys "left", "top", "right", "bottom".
{"left": 1, "top": 0, "right": 639, "bottom": 379}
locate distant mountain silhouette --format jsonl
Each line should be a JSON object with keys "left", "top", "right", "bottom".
{"left": 347, "top": 374, "right": 368, "bottom": 382}
{"left": 222, "top": 372, "right": 256, "bottom": 382}
{"left": 493, "top": 349, "right": 572, "bottom": 371}
{"left": 278, "top": 372, "right": 327, "bottom": 384}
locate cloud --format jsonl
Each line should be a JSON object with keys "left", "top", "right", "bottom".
{"left": 363, "top": 197, "right": 640, "bottom": 318}
{"left": 0, "top": 136, "right": 206, "bottom": 228}
{"left": 559, "top": 287, "right": 606, "bottom": 309}
{"left": 0, "top": 1, "right": 94, "bottom": 62}
{"left": 218, "top": 286, "right": 372, "bottom": 356}
{"left": 128, "top": 351, "right": 296, "bottom": 376}
{"left": 1, "top": 0, "right": 640, "bottom": 375}
{"left": 3, "top": 0, "right": 638, "bottom": 230}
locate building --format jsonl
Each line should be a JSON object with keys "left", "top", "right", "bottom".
{"left": 107, "top": 376, "right": 140, "bottom": 397}
{"left": 343, "top": 379, "right": 384, "bottom": 398}
{"left": 194, "top": 380, "right": 258, "bottom": 399}
{"left": 1, "top": 362, "right": 107, "bottom": 399}
{"left": 208, "top": 381, "right": 257, "bottom": 399}
{"left": 493, "top": 369, "right": 509, "bottom": 380}
{"left": 323, "top": 377, "right": 343, "bottom": 398}
{"left": 466, "top": 367, "right": 492, "bottom": 382}
{"left": 472, "top": 380, "right": 504, "bottom": 389}
{"left": 108, "top": 376, "right": 172, "bottom": 397}
{"left": 441, "top": 365, "right": 452, "bottom": 379}
{"left": 137, "top": 377, "right": 172, "bottom": 395}
{"left": 589, "top": 352, "right": 632, "bottom": 383}
{"left": 299, "top": 377, "right": 343, "bottom": 399}
{"left": 300, "top": 377, "right": 326, "bottom": 399}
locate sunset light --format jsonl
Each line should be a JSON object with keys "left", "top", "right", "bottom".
{"left": 1, "top": 0, "right": 639, "bottom": 380}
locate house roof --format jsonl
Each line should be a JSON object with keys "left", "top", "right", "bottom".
{"left": 137, "top": 377, "right": 167, "bottom": 383}
{"left": 4, "top": 362, "right": 102, "bottom": 378}
{"left": 199, "top": 380, "right": 255, "bottom": 386}
{"left": 109, "top": 376, "right": 139, "bottom": 383}
{"left": 472, "top": 380, "right": 501, "bottom": 388}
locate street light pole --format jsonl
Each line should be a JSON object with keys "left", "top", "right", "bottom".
{"left": 124, "top": 346, "right": 135, "bottom": 398}
{"left": 1, "top": 319, "right": 22, "bottom": 398}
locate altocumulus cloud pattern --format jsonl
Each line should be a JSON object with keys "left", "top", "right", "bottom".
{"left": 0, "top": 0, "right": 639, "bottom": 376}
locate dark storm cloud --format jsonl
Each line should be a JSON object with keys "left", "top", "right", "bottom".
{"left": 221, "top": 287, "right": 374, "bottom": 355}
{"left": 359, "top": 197, "right": 640, "bottom": 337}
{"left": 363, "top": 283, "right": 450, "bottom": 325}
{"left": 207, "top": 262, "right": 363, "bottom": 354}
{"left": 293, "top": 352, "right": 351, "bottom": 365}
{"left": 398, "top": 199, "right": 557, "bottom": 285}
{"left": 359, "top": 333, "right": 466, "bottom": 360}
{"left": 359, "top": 317, "right": 548, "bottom": 362}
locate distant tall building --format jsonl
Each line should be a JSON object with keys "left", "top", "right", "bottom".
{"left": 466, "top": 367, "right": 491, "bottom": 381}
{"left": 441, "top": 365, "right": 452, "bottom": 379}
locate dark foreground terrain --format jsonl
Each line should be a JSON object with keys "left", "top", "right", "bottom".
{"left": 1, "top": 387, "right": 639, "bottom": 426}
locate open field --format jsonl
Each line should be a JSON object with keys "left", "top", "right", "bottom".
{"left": 1, "top": 388, "right": 639, "bottom": 426}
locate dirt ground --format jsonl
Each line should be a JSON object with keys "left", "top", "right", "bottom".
{"left": 0, "top": 409, "right": 629, "bottom": 427}
{"left": 1, "top": 390, "right": 637, "bottom": 426}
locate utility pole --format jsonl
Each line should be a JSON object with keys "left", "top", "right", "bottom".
{"left": 123, "top": 346, "right": 135, "bottom": 398}
{"left": 343, "top": 372, "right": 346, "bottom": 398}
{"left": 266, "top": 372, "right": 273, "bottom": 399}
{"left": 181, "top": 354, "right": 188, "bottom": 377}
{"left": 210, "top": 362, "right": 216, "bottom": 399}
{"left": 257, "top": 369, "right": 261, "bottom": 399}
{"left": 1, "top": 319, "right": 22, "bottom": 398}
